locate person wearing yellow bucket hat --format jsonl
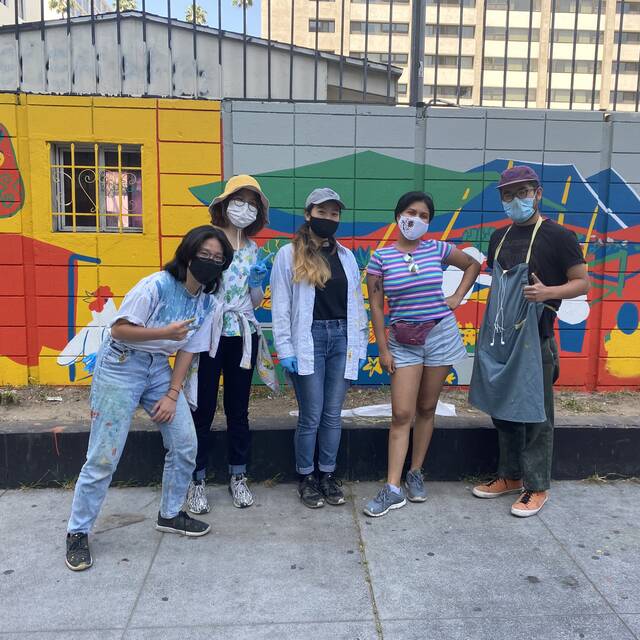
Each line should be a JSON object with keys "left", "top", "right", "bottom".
{"left": 186, "top": 175, "right": 275, "bottom": 514}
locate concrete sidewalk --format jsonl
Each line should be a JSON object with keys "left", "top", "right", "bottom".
{"left": 1, "top": 481, "right": 639, "bottom": 640}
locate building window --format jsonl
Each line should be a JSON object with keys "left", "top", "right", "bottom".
{"left": 555, "top": 0, "right": 602, "bottom": 12}
{"left": 550, "top": 89, "right": 599, "bottom": 103}
{"left": 425, "top": 55, "right": 474, "bottom": 69}
{"left": 616, "top": 0, "right": 640, "bottom": 12}
{"left": 615, "top": 31, "right": 640, "bottom": 43}
{"left": 484, "top": 56, "right": 538, "bottom": 71}
{"left": 425, "top": 84, "right": 473, "bottom": 98}
{"left": 485, "top": 26, "right": 540, "bottom": 41}
{"left": 351, "top": 21, "right": 409, "bottom": 34}
{"left": 482, "top": 87, "right": 537, "bottom": 101}
{"left": 427, "top": 0, "right": 475, "bottom": 6}
{"left": 487, "top": 0, "right": 541, "bottom": 10}
{"left": 613, "top": 91, "right": 639, "bottom": 103}
{"left": 351, "top": 51, "right": 409, "bottom": 64}
{"left": 425, "top": 24, "right": 475, "bottom": 38}
{"left": 50, "top": 143, "right": 143, "bottom": 233}
{"left": 397, "top": 83, "right": 408, "bottom": 95}
{"left": 553, "top": 29, "right": 604, "bottom": 43}
{"left": 309, "top": 19, "right": 335, "bottom": 32}
{"left": 613, "top": 60, "right": 640, "bottom": 74}
{"left": 552, "top": 59, "right": 601, "bottom": 74}
{"left": 353, "top": 0, "right": 409, "bottom": 4}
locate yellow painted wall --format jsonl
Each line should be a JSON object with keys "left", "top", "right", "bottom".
{"left": 0, "top": 94, "right": 221, "bottom": 385}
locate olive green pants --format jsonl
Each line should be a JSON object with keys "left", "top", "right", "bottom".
{"left": 492, "top": 337, "right": 559, "bottom": 492}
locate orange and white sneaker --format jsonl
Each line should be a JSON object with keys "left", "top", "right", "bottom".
{"left": 472, "top": 477, "right": 523, "bottom": 499}
{"left": 511, "top": 490, "right": 548, "bottom": 517}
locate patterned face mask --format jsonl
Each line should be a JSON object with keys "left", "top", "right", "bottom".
{"left": 398, "top": 214, "right": 429, "bottom": 241}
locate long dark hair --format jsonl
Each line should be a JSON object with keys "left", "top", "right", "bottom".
{"left": 164, "top": 225, "right": 234, "bottom": 294}
{"left": 394, "top": 191, "right": 435, "bottom": 222}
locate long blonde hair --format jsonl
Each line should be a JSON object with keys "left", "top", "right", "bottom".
{"left": 292, "top": 222, "right": 332, "bottom": 288}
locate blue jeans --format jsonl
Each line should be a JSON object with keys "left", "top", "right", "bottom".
{"left": 291, "top": 320, "right": 350, "bottom": 475}
{"left": 67, "top": 339, "right": 197, "bottom": 534}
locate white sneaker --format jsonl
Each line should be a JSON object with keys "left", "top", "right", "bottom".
{"left": 229, "top": 474, "right": 254, "bottom": 508}
{"left": 186, "top": 480, "right": 210, "bottom": 515}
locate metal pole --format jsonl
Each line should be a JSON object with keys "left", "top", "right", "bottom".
{"left": 267, "top": 0, "right": 272, "bottom": 99}
{"left": 242, "top": 0, "right": 247, "bottom": 98}
{"left": 568, "top": 0, "right": 580, "bottom": 110}
{"left": 433, "top": 0, "right": 440, "bottom": 103}
{"left": 363, "top": 0, "right": 370, "bottom": 102}
{"left": 524, "top": 0, "right": 533, "bottom": 107}
{"left": 338, "top": 0, "right": 345, "bottom": 100}
{"left": 314, "top": 0, "right": 320, "bottom": 101}
{"left": 455, "top": 0, "right": 464, "bottom": 105}
{"left": 409, "top": 0, "right": 426, "bottom": 105}
{"left": 590, "top": 0, "right": 602, "bottom": 110}
{"left": 479, "top": 0, "right": 488, "bottom": 105}
{"left": 501, "top": 0, "right": 510, "bottom": 107}
{"left": 546, "top": 0, "right": 556, "bottom": 109}
{"left": 613, "top": 0, "right": 625, "bottom": 110}
{"left": 386, "top": 0, "right": 395, "bottom": 102}
{"left": 289, "top": 0, "right": 295, "bottom": 100}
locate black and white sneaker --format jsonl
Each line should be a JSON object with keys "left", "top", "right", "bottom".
{"left": 298, "top": 474, "right": 324, "bottom": 509}
{"left": 319, "top": 473, "right": 346, "bottom": 506}
{"left": 155, "top": 511, "right": 211, "bottom": 537}
{"left": 65, "top": 532, "right": 92, "bottom": 571}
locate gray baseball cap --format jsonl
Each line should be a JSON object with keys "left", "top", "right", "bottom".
{"left": 305, "top": 187, "right": 345, "bottom": 210}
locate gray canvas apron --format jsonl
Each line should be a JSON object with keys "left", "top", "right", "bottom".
{"left": 469, "top": 216, "right": 547, "bottom": 423}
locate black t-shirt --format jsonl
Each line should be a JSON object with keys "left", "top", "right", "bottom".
{"left": 313, "top": 245, "right": 348, "bottom": 321}
{"left": 487, "top": 218, "right": 585, "bottom": 338}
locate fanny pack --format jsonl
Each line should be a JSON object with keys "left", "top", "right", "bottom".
{"left": 391, "top": 319, "right": 440, "bottom": 346}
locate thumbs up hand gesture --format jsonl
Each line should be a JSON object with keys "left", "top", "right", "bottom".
{"left": 523, "top": 273, "right": 551, "bottom": 302}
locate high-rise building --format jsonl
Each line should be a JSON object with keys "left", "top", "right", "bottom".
{"left": 261, "top": 0, "right": 640, "bottom": 110}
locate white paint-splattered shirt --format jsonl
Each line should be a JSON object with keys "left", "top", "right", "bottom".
{"left": 110, "top": 270, "right": 215, "bottom": 356}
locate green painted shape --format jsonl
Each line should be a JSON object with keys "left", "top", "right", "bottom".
{"left": 189, "top": 151, "right": 500, "bottom": 221}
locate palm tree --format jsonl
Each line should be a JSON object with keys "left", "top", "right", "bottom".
{"left": 231, "top": 0, "right": 253, "bottom": 6}
{"left": 116, "top": 0, "right": 138, "bottom": 10}
{"left": 48, "top": 0, "right": 81, "bottom": 17}
{"left": 185, "top": 3, "right": 207, "bottom": 24}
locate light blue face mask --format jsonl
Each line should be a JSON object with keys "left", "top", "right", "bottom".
{"left": 503, "top": 196, "right": 536, "bottom": 224}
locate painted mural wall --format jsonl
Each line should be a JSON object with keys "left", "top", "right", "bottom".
{"left": 1, "top": 96, "right": 638, "bottom": 389}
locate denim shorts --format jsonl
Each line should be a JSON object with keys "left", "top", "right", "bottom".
{"left": 388, "top": 312, "right": 467, "bottom": 368}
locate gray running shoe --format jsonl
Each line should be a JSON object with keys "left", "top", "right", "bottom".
{"left": 229, "top": 474, "right": 254, "bottom": 508}
{"left": 363, "top": 485, "right": 406, "bottom": 517}
{"left": 404, "top": 468, "right": 427, "bottom": 503}
{"left": 187, "top": 480, "right": 211, "bottom": 515}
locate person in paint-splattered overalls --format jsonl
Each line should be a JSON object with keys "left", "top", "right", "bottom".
{"left": 65, "top": 225, "right": 234, "bottom": 572}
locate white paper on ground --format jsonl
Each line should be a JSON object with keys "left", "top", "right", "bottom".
{"left": 289, "top": 399, "right": 456, "bottom": 418}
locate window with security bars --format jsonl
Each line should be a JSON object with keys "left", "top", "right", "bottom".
{"left": 50, "top": 143, "right": 143, "bottom": 233}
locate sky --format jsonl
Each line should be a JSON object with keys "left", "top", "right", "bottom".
{"left": 144, "top": 0, "right": 262, "bottom": 35}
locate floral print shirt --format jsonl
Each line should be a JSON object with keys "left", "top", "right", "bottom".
{"left": 219, "top": 239, "right": 258, "bottom": 337}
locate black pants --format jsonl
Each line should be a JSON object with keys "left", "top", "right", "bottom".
{"left": 492, "top": 336, "right": 560, "bottom": 492}
{"left": 191, "top": 334, "right": 258, "bottom": 479}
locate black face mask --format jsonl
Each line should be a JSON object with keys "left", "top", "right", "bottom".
{"left": 309, "top": 216, "right": 339, "bottom": 239}
{"left": 189, "top": 257, "right": 225, "bottom": 288}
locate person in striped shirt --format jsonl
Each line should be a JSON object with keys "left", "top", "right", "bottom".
{"left": 364, "top": 191, "right": 480, "bottom": 517}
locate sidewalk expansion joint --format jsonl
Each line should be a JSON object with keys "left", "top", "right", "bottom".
{"left": 120, "top": 530, "right": 164, "bottom": 640}
{"left": 349, "top": 484, "right": 384, "bottom": 640}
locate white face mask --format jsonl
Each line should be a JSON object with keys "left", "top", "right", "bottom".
{"left": 398, "top": 214, "right": 429, "bottom": 241}
{"left": 226, "top": 199, "right": 258, "bottom": 229}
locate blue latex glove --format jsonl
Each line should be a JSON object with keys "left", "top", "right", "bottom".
{"left": 248, "top": 253, "right": 274, "bottom": 288}
{"left": 358, "top": 358, "right": 367, "bottom": 370}
{"left": 280, "top": 356, "right": 298, "bottom": 374}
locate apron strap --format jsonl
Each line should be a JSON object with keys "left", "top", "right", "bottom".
{"left": 525, "top": 216, "right": 544, "bottom": 265}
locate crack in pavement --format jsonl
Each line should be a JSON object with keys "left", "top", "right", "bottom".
{"left": 349, "top": 483, "right": 384, "bottom": 640}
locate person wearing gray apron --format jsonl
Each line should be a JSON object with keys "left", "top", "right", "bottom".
{"left": 469, "top": 165, "right": 589, "bottom": 518}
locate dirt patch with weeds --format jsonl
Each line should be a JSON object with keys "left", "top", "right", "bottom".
{"left": 0, "top": 384, "right": 637, "bottom": 424}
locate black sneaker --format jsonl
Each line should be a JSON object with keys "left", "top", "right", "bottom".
{"left": 319, "top": 472, "right": 346, "bottom": 506}
{"left": 155, "top": 511, "right": 211, "bottom": 537}
{"left": 298, "top": 474, "right": 324, "bottom": 509}
{"left": 65, "top": 532, "right": 92, "bottom": 571}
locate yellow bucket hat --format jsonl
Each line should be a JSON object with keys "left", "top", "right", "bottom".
{"left": 208, "top": 174, "right": 270, "bottom": 222}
